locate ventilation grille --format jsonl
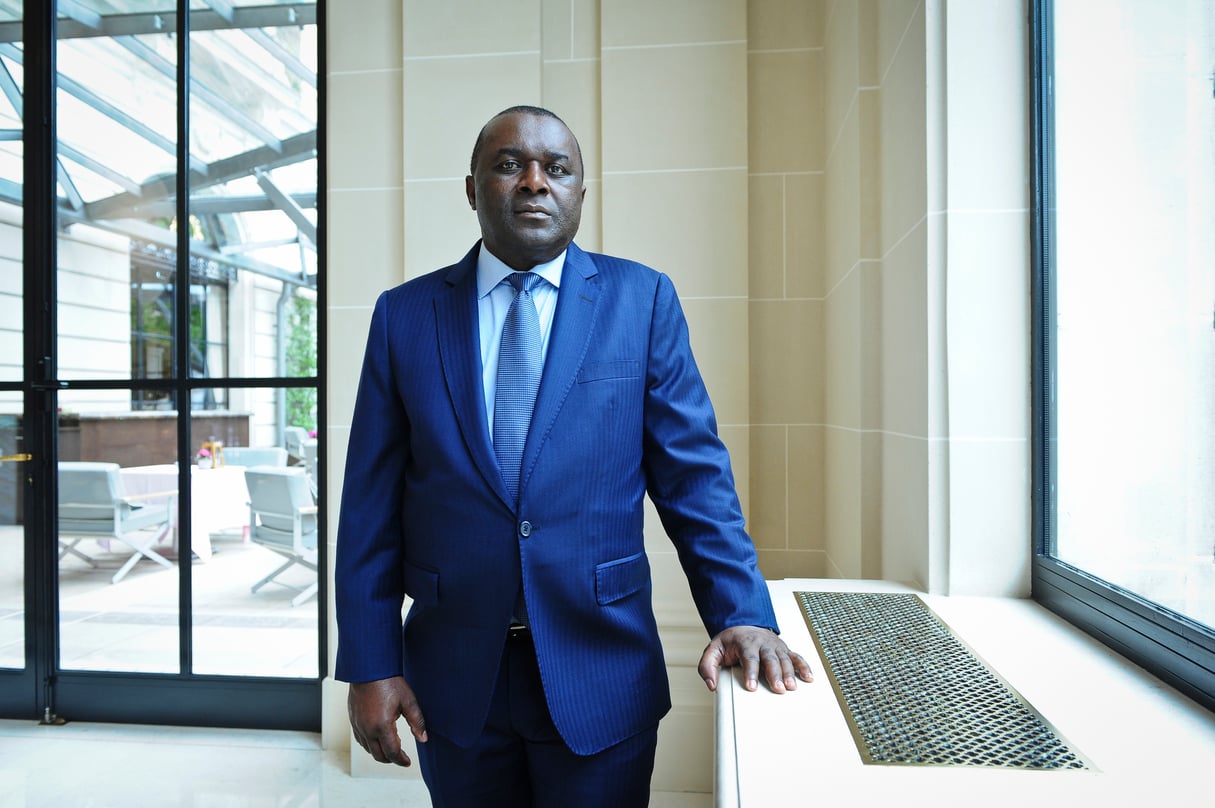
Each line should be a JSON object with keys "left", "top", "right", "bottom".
{"left": 796, "top": 591, "right": 1092, "bottom": 770}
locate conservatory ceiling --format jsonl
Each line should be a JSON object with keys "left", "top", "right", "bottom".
{"left": 0, "top": 1, "right": 318, "bottom": 288}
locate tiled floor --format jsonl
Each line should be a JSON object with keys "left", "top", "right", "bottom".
{"left": 0, "top": 719, "right": 711, "bottom": 807}
{"left": 0, "top": 524, "right": 319, "bottom": 678}
{"left": 0, "top": 525, "right": 711, "bottom": 806}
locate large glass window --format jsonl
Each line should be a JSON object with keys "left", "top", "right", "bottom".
{"left": 1033, "top": 0, "right": 1215, "bottom": 711}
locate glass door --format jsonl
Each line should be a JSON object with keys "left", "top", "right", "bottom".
{"left": 0, "top": 0, "right": 322, "bottom": 729}
{"left": 0, "top": 0, "right": 33, "bottom": 719}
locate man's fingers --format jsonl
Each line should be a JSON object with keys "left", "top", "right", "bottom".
{"left": 400, "top": 692, "right": 429, "bottom": 744}
{"left": 702, "top": 626, "right": 815, "bottom": 694}
{"left": 697, "top": 639, "right": 726, "bottom": 690}
{"left": 348, "top": 677, "right": 424, "bottom": 768}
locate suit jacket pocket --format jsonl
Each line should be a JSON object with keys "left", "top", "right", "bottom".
{"left": 595, "top": 552, "right": 650, "bottom": 605}
{"left": 578, "top": 360, "right": 640, "bottom": 383}
{"left": 403, "top": 560, "right": 439, "bottom": 607}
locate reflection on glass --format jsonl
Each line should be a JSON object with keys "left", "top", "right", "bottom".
{"left": 1052, "top": 1, "right": 1215, "bottom": 629}
{"left": 0, "top": 414, "right": 24, "bottom": 670}
{"left": 56, "top": 389, "right": 179, "bottom": 674}
{"left": 191, "top": 387, "right": 318, "bottom": 678}
{"left": 189, "top": 18, "right": 318, "bottom": 381}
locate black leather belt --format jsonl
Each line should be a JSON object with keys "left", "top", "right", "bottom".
{"left": 508, "top": 623, "right": 530, "bottom": 640}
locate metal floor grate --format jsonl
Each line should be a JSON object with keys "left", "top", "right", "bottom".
{"left": 796, "top": 591, "right": 1092, "bottom": 769}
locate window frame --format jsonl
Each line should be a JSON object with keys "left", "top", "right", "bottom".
{"left": 1029, "top": 0, "right": 1215, "bottom": 713}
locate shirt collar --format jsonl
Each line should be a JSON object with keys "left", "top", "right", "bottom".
{"left": 476, "top": 242, "right": 566, "bottom": 300}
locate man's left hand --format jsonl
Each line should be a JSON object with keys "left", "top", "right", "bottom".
{"left": 698, "top": 626, "right": 814, "bottom": 693}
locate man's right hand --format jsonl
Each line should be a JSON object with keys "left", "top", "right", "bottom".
{"left": 348, "top": 676, "right": 429, "bottom": 767}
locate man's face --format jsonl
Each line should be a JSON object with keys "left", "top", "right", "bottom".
{"left": 465, "top": 112, "right": 585, "bottom": 270}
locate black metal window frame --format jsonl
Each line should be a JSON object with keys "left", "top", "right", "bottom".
{"left": 8, "top": 1, "right": 327, "bottom": 731}
{"left": 1029, "top": 0, "right": 1215, "bottom": 713}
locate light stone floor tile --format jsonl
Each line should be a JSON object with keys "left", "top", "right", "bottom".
{"left": 0, "top": 719, "right": 710, "bottom": 807}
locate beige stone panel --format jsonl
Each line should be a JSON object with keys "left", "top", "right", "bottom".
{"left": 571, "top": 0, "right": 600, "bottom": 58}
{"left": 823, "top": 0, "right": 859, "bottom": 155}
{"left": 542, "top": 0, "right": 574, "bottom": 61}
{"left": 946, "top": 210, "right": 1030, "bottom": 439}
{"left": 328, "top": 70, "right": 402, "bottom": 191}
{"left": 788, "top": 424, "right": 825, "bottom": 551}
{"left": 602, "top": 44, "right": 747, "bottom": 172}
{"left": 824, "top": 107, "right": 860, "bottom": 291}
{"left": 542, "top": 0, "right": 602, "bottom": 60}
{"left": 944, "top": 0, "right": 1028, "bottom": 211}
{"left": 748, "top": 425, "right": 788, "bottom": 550}
{"left": 681, "top": 298, "right": 749, "bottom": 427}
{"left": 750, "top": 298, "right": 822, "bottom": 425}
{"left": 858, "top": 88, "right": 881, "bottom": 262}
{"left": 541, "top": 59, "right": 601, "bottom": 179}
{"left": 756, "top": 548, "right": 826, "bottom": 580}
{"left": 324, "top": 425, "right": 348, "bottom": 526}
{"left": 858, "top": 260, "right": 883, "bottom": 431}
{"left": 748, "top": 174, "right": 784, "bottom": 301}
{"left": 403, "top": 180, "right": 483, "bottom": 279}
{"left": 602, "top": 0, "right": 744, "bottom": 47}
{"left": 947, "top": 438, "right": 1031, "bottom": 597}
{"left": 880, "top": 220, "right": 928, "bottom": 438}
{"left": 785, "top": 172, "right": 825, "bottom": 300}
{"left": 878, "top": 0, "right": 921, "bottom": 81}
{"left": 328, "top": 0, "right": 401, "bottom": 73}
{"left": 822, "top": 268, "right": 860, "bottom": 429}
{"left": 403, "top": 0, "right": 541, "bottom": 57}
{"left": 574, "top": 177, "right": 602, "bottom": 252}
{"left": 403, "top": 54, "right": 542, "bottom": 181}
{"left": 824, "top": 426, "right": 862, "bottom": 578}
{"left": 327, "top": 189, "right": 405, "bottom": 307}
{"left": 747, "top": 0, "right": 824, "bottom": 51}
{"left": 646, "top": 546, "right": 697, "bottom": 608}
{"left": 749, "top": 49, "right": 821, "bottom": 174}
{"left": 880, "top": 431, "right": 930, "bottom": 590}
{"left": 327, "top": 306, "right": 375, "bottom": 426}
{"left": 601, "top": 170, "right": 747, "bottom": 299}
{"left": 878, "top": 15, "right": 927, "bottom": 254}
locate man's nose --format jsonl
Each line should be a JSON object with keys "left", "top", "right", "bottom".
{"left": 518, "top": 161, "right": 548, "bottom": 193}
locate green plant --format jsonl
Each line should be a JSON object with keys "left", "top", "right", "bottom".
{"left": 285, "top": 293, "right": 317, "bottom": 432}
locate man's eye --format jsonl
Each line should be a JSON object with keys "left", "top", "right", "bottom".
{"left": 499, "top": 160, "right": 520, "bottom": 171}
{"left": 547, "top": 165, "right": 568, "bottom": 176}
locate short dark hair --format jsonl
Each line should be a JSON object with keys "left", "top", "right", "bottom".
{"left": 468, "top": 105, "right": 583, "bottom": 176}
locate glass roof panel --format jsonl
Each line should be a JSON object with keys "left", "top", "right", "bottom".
{"left": 16, "top": 1, "right": 321, "bottom": 287}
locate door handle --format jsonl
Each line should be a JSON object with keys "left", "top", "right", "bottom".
{"left": 0, "top": 453, "right": 32, "bottom": 462}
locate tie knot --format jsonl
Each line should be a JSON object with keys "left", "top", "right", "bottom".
{"left": 508, "top": 271, "right": 544, "bottom": 294}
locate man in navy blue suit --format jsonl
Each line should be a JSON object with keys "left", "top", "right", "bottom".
{"left": 336, "top": 105, "right": 813, "bottom": 807}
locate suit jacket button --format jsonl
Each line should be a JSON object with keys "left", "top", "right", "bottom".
{"left": 519, "top": 520, "right": 532, "bottom": 538}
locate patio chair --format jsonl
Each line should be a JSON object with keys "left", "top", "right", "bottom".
{"left": 245, "top": 466, "right": 318, "bottom": 606}
{"left": 58, "top": 461, "right": 175, "bottom": 584}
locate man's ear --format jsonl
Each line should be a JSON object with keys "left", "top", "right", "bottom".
{"left": 465, "top": 175, "right": 476, "bottom": 210}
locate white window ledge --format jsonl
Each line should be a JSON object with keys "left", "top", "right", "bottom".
{"left": 717, "top": 579, "right": 1215, "bottom": 806}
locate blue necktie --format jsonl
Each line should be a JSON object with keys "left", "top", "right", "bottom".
{"left": 494, "top": 271, "right": 544, "bottom": 504}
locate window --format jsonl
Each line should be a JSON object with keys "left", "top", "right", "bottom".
{"left": 1032, "top": 0, "right": 1215, "bottom": 711}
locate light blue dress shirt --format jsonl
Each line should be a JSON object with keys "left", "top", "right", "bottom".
{"left": 476, "top": 243, "right": 564, "bottom": 434}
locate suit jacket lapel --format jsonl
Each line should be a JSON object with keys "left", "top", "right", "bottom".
{"left": 435, "top": 243, "right": 512, "bottom": 505}
{"left": 519, "top": 243, "right": 601, "bottom": 496}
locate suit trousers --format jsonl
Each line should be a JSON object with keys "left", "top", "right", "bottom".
{"left": 415, "top": 629, "right": 659, "bottom": 808}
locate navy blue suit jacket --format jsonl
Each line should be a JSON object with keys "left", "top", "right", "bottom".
{"left": 335, "top": 242, "right": 777, "bottom": 755}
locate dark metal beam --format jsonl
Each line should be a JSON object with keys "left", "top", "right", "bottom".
{"left": 255, "top": 168, "right": 317, "bottom": 246}
{"left": 0, "top": 5, "right": 317, "bottom": 44}
{"left": 82, "top": 129, "right": 315, "bottom": 221}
